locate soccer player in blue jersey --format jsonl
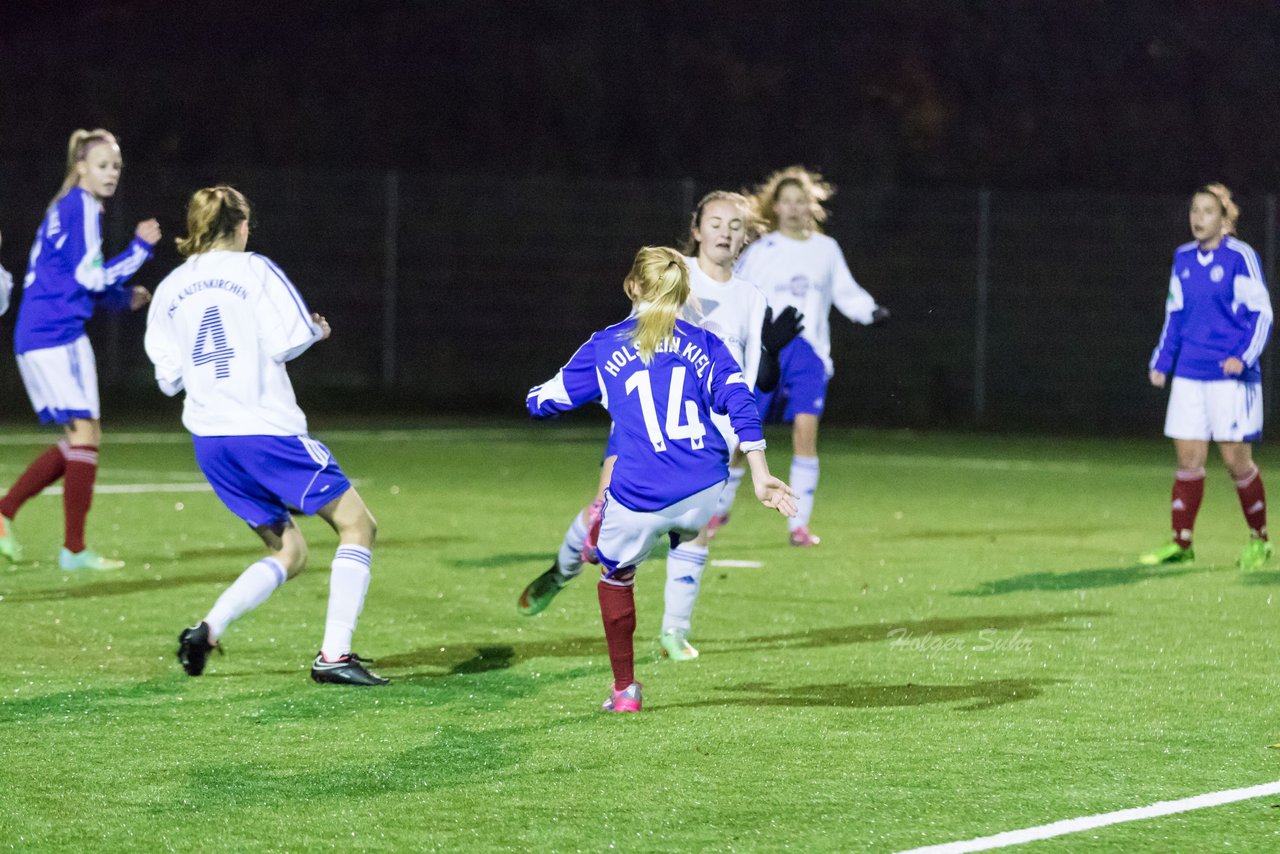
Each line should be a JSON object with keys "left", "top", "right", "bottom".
{"left": 1143, "top": 184, "right": 1273, "bottom": 571}
{"left": 145, "top": 186, "right": 386, "bottom": 686}
{"left": 727, "top": 166, "right": 889, "bottom": 547}
{"left": 527, "top": 246, "right": 796, "bottom": 712}
{"left": 517, "top": 192, "right": 801, "bottom": 663}
{"left": 0, "top": 130, "right": 160, "bottom": 571}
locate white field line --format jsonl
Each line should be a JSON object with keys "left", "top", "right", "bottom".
{"left": 709, "top": 559, "right": 764, "bottom": 568}
{"left": 897, "top": 780, "right": 1280, "bottom": 853}
{"left": 0, "top": 429, "right": 1172, "bottom": 477}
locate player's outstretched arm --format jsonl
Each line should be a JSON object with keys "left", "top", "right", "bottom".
{"left": 744, "top": 448, "right": 797, "bottom": 517}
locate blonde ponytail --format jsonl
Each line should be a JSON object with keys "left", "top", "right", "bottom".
{"left": 51, "top": 128, "right": 118, "bottom": 208}
{"left": 176, "top": 185, "right": 252, "bottom": 257}
{"left": 624, "top": 246, "right": 690, "bottom": 364}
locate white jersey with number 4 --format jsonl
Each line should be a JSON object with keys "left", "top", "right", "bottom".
{"left": 734, "top": 231, "right": 876, "bottom": 377}
{"left": 144, "top": 250, "right": 324, "bottom": 437}
{"left": 682, "top": 255, "right": 768, "bottom": 389}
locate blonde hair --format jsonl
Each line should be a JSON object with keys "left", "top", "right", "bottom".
{"left": 52, "top": 128, "right": 118, "bottom": 207}
{"left": 747, "top": 165, "right": 833, "bottom": 234}
{"left": 623, "top": 246, "right": 690, "bottom": 364}
{"left": 176, "top": 185, "right": 252, "bottom": 257}
{"left": 1194, "top": 183, "right": 1239, "bottom": 236}
{"left": 680, "top": 190, "right": 762, "bottom": 256}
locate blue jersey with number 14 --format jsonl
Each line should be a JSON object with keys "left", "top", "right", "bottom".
{"left": 528, "top": 317, "right": 765, "bottom": 511}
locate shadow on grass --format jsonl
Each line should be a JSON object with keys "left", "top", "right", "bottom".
{"left": 381, "top": 611, "right": 1097, "bottom": 679}
{"left": 1240, "top": 570, "right": 1280, "bottom": 586}
{"left": 954, "top": 565, "right": 1198, "bottom": 597}
{"left": 1, "top": 571, "right": 235, "bottom": 602}
{"left": 663, "top": 677, "right": 1058, "bottom": 712}
{"left": 447, "top": 552, "right": 550, "bottom": 570}
{"left": 717, "top": 610, "right": 1099, "bottom": 653}
{"left": 379, "top": 637, "right": 605, "bottom": 680}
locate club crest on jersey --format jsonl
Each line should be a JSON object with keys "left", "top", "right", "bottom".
{"left": 783, "top": 275, "right": 810, "bottom": 297}
{"left": 1210, "top": 264, "right": 1225, "bottom": 283}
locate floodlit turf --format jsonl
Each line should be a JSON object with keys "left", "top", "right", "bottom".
{"left": 0, "top": 422, "right": 1278, "bottom": 851}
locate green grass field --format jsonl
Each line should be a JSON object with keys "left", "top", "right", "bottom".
{"left": 0, "top": 422, "right": 1277, "bottom": 852}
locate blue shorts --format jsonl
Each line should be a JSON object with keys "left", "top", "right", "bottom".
{"left": 755, "top": 337, "right": 828, "bottom": 422}
{"left": 193, "top": 435, "right": 352, "bottom": 529}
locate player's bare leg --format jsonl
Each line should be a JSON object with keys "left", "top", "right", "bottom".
{"left": 788, "top": 413, "right": 821, "bottom": 546}
{"left": 310, "top": 488, "right": 387, "bottom": 685}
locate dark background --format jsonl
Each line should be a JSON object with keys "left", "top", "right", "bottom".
{"left": 2, "top": 1, "right": 1278, "bottom": 431}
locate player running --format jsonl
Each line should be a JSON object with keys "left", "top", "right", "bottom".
{"left": 1142, "top": 183, "right": 1273, "bottom": 571}
{"left": 144, "top": 185, "right": 386, "bottom": 685}
{"left": 526, "top": 246, "right": 797, "bottom": 712}
{"left": 719, "top": 166, "right": 888, "bottom": 547}
{"left": 517, "top": 192, "right": 801, "bottom": 663}
{"left": 0, "top": 129, "right": 159, "bottom": 570}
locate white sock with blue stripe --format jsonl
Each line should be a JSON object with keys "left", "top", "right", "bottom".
{"left": 321, "top": 545, "right": 372, "bottom": 660}
{"left": 789, "top": 455, "right": 820, "bottom": 531}
{"left": 205, "top": 558, "right": 287, "bottom": 642}
{"left": 662, "top": 543, "right": 708, "bottom": 634}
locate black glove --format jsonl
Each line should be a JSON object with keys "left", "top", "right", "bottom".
{"left": 761, "top": 305, "right": 804, "bottom": 354}
{"left": 870, "top": 305, "right": 890, "bottom": 327}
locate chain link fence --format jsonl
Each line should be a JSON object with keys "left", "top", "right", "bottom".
{"left": 1, "top": 164, "right": 1275, "bottom": 433}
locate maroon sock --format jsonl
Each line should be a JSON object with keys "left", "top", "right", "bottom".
{"left": 597, "top": 579, "right": 636, "bottom": 691}
{"left": 1235, "top": 466, "right": 1268, "bottom": 540}
{"left": 1171, "top": 468, "right": 1205, "bottom": 549}
{"left": 0, "top": 441, "right": 68, "bottom": 520}
{"left": 62, "top": 445, "right": 99, "bottom": 553}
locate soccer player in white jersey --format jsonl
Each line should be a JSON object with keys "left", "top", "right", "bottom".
{"left": 144, "top": 186, "right": 386, "bottom": 686}
{"left": 728, "top": 166, "right": 889, "bottom": 547}
{"left": 1142, "top": 183, "right": 1273, "bottom": 571}
{"left": 0, "top": 230, "right": 14, "bottom": 318}
{"left": 517, "top": 192, "right": 801, "bottom": 662}
{"left": 0, "top": 129, "right": 160, "bottom": 571}
{"left": 527, "top": 246, "right": 796, "bottom": 712}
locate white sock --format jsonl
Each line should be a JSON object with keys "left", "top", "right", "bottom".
{"left": 790, "top": 455, "right": 820, "bottom": 531}
{"left": 320, "top": 545, "right": 372, "bottom": 661}
{"left": 713, "top": 466, "right": 745, "bottom": 518}
{"left": 556, "top": 512, "right": 589, "bottom": 579}
{"left": 662, "top": 543, "right": 708, "bottom": 634}
{"left": 204, "top": 558, "right": 287, "bottom": 641}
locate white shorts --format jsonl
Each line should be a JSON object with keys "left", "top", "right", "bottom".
{"left": 16, "top": 335, "right": 100, "bottom": 425}
{"left": 596, "top": 481, "right": 725, "bottom": 573}
{"left": 1164, "top": 376, "right": 1262, "bottom": 442}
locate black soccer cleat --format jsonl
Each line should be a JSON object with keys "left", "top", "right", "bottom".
{"left": 310, "top": 652, "right": 390, "bottom": 686}
{"left": 177, "top": 621, "right": 219, "bottom": 676}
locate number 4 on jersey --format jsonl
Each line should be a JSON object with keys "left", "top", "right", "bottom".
{"left": 624, "top": 366, "right": 706, "bottom": 452}
{"left": 192, "top": 305, "right": 236, "bottom": 378}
